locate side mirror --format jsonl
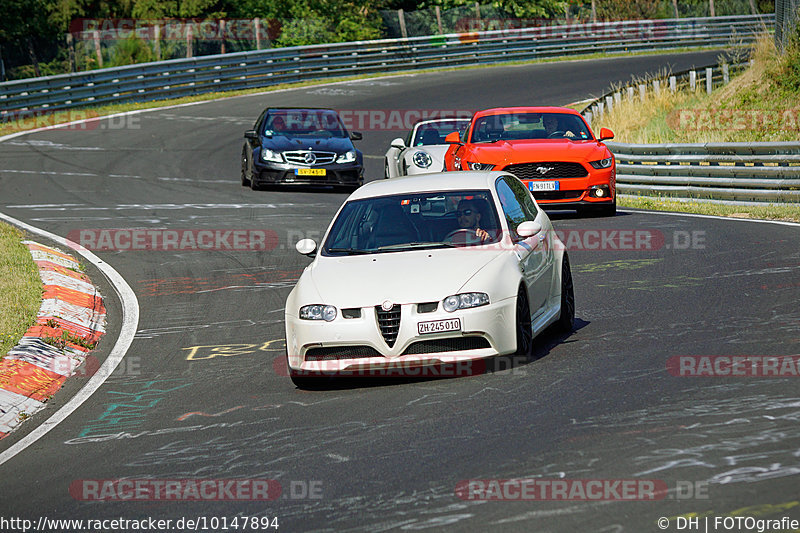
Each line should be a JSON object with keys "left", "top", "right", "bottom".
{"left": 295, "top": 239, "right": 318, "bottom": 257}
{"left": 598, "top": 127, "right": 615, "bottom": 141}
{"left": 445, "top": 131, "right": 462, "bottom": 144}
{"left": 516, "top": 221, "right": 542, "bottom": 238}
{"left": 350, "top": 131, "right": 363, "bottom": 141}
{"left": 244, "top": 129, "right": 258, "bottom": 140}
{"left": 390, "top": 137, "right": 406, "bottom": 150}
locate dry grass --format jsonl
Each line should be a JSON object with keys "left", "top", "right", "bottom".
{"left": 592, "top": 34, "right": 800, "bottom": 143}
{"left": 0, "top": 223, "right": 42, "bottom": 359}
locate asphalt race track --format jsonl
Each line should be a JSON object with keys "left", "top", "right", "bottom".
{"left": 1, "top": 51, "right": 799, "bottom": 532}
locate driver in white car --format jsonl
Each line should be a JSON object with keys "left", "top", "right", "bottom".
{"left": 454, "top": 199, "right": 490, "bottom": 242}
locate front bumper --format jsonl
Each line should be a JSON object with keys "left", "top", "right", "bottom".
{"left": 253, "top": 161, "right": 363, "bottom": 187}
{"left": 520, "top": 167, "right": 615, "bottom": 207}
{"left": 285, "top": 297, "right": 517, "bottom": 375}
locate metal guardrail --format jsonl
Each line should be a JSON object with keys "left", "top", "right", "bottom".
{"left": 607, "top": 142, "right": 800, "bottom": 203}
{"left": 0, "top": 14, "right": 772, "bottom": 117}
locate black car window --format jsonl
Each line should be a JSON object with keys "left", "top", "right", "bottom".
{"left": 262, "top": 110, "right": 347, "bottom": 138}
{"left": 496, "top": 176, "right": 537, "bottom": 240}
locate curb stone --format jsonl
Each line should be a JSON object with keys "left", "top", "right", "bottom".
{"left": 0, "top": 241, "right": 106, "bottom": 438}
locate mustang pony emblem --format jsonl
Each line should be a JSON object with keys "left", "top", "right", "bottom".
{"left": 536, "top": 166, "right": 554, "bottom": 175}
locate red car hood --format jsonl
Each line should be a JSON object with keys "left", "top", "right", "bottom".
{"left": 469, "top": 139, "right": 608, "bottom": 166}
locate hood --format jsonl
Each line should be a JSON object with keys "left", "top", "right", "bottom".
{"left": 262, "top": 135, "right": 355, "bottom": 154}
{"left": 469, "top": 139, "right": 608, "bottom": 166}
{"left": 307, "top": 248, "right": 501, "bottom": 307}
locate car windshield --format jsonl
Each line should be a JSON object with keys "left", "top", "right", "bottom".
{"left": 323, "top": 190, "right": 502, "bottom": 255}
{"left": 264, "top": 110, "right": 348, "bottom": 138}
{"left": 411, "top": 120, "right": 471, "bottom": 146}
{"left": 470, "top": 112, "right": 593, "bottom": 142}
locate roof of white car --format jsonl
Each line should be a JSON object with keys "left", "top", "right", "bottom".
{"left": 350, "top": 171, "right": 505, "bottom": 200}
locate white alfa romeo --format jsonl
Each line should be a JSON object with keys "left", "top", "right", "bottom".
{"left": 284, "top": 171, "right": 574, "bottom": 387}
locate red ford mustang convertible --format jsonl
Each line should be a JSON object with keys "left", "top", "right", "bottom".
{"left": 444, "top": 107, "right": 616, "bottom": 216}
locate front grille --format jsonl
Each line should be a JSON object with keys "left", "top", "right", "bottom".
{"left": 283, "top": 150, "right": 337, "bottom": 165}
{"left": 376, "top": 306, "right": 401, "bottom": 347}
{"left": 533, "top": 190, "right": 584, "bottom": 201}
{"left": 305, "top": 346, "right": 381, "bottom": 361}
{"left": 402, "top": 337, "right": 491, "bottom": 355}
{"left": 503, "top": 162, "right": 588, "bottom": 179}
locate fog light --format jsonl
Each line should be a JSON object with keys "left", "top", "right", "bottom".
{"left": 596, "top": 188, "right": 605, "bottom": 197}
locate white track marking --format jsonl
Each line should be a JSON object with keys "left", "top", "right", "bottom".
{"left": 0, "top": 212, "right": 139, "bottom": 467}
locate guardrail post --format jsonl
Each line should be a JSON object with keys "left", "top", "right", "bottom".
{"left": 705, "top": 67, "right": 713, "bottom": 93}
{"left": 585, "top": 111, "right": 593, "bottom": 125}
{"left": 614, "top": 91, "right": 622, "bottom": 106}
{"left": 723, "top": 63, "right": 729, "bottom": 84}
{"left": 605, "top": 95, "right": 613, "bottom": 113}
{"left": 669, "top": 75, "right": 677, "bottom": 92}
{"left": 627, "top": 86, "right": 635, "bottom": 101}
{"left": 639, "top": 83, "right": 646, "bottom": 101}
{"left": 653, "top": 79, "right": 660, "bottom": 96}
{"left": 597, "top": 101, "right": 604, "bottom": 116}
{"left": 689, "top": 70, "right": 696, "bottom": 91}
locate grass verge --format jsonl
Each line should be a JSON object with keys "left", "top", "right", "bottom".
{"left": 619, "top": 196, "right": 800, "bottom": 223}
{"left": 0, "top": 222, "right": 42, "bottom": 359}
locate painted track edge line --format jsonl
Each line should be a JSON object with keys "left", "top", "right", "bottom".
{"left": 0, "top": 211, "right": 139, "bottom": 467}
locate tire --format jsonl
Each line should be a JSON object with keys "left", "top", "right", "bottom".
{"left": 249, "top": 173, "right": 261, "bottom": 191}
{"left": 579, "top": 198, "right": 616, "bottom": 217}
{"left": 554, "top": 253, "right": 575, "bottom": 334}
{"left": 290, "top": 374, "right": 318, "bottom": 389}
{"left": 241, "top": 149, "right": 251, "bottom": 187}
{"left": 515, "top": 286, "right": 533, "bottom": 357}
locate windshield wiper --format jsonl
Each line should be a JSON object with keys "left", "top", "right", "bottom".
{"left": 326, "top": 247, "right": 373, "bottom": 255}
{"left": 376, "top": 242, "right": 456, "bottom": 251}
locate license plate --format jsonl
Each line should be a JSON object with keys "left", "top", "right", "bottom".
{"left": 296, "top": 168, "right": 326, "bottom": 176}
{"left": 418, "top": 318, "right": 461, "bottom": 335}
{"left": 528, "top": 180, "right": 559, "bottom": 191}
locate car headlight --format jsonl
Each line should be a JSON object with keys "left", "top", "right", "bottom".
{"left": 336, "top": 151, "right": 356, "bottom": 164}
{"left": 261, "top": 148, "right": 283, "bottom": 163}
{"left": 589, "top": 157, "right": 613, "bottom": 169}
{"left": 467, "top": 162, "right": 494, "bottom": 171}
{"left": 299, "top": 305, "right": 337, "bottom": 322}
{"left": 442, "top": 293, "right": 490, "bottom": 312}
{"left": 412, "top": 151, "right": 433, "bottom": 168}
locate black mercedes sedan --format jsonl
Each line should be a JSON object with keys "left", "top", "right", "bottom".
{"left": 241, "top": 108, "right": 364, "bottom": 191}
